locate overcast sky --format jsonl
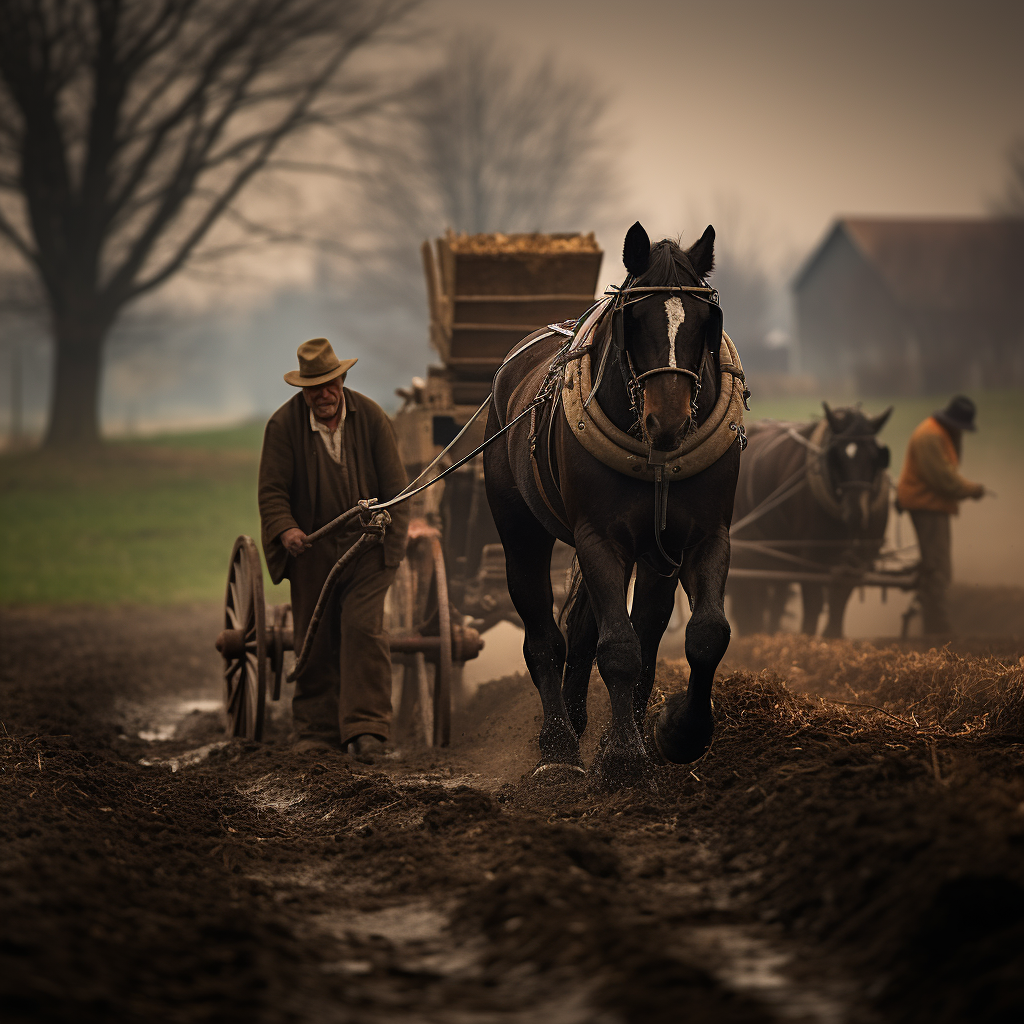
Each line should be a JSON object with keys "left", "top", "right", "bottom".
{"left": 431, "top": 0, "right": 1024, "bottom": 265}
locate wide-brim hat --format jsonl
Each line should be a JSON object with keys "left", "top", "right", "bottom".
{"left": 933, "top": 394, "right": 977, "bottom": 433}
{"left": 283, "top": 337, "right": 357, "bottom": 387}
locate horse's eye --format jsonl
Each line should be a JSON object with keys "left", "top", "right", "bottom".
{"left": 845, "top": 442, "right": 858, "bottom": 459}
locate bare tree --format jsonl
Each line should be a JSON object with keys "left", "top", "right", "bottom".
{"left": 352, "top": 32, "right": 615, "bottom": 291}
{"left": 0, "top": 0, "right": 418, "bottom": 447}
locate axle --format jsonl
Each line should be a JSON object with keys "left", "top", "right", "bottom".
{"left": 215, "top": 623, "right": 484, "bottom": 662}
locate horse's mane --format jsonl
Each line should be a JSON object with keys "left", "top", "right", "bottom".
{"left": 633, "top": 238, "right": 704, "bottom": 287}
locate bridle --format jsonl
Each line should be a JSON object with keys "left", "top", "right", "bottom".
{"left": 588, "top": 280, "right": 724, "bottom": 431}
{"left": 822, "top": 433, "right": 889, "bottom": 497}
{"left": 582, "top": 274, "right": 728, "bottom": 576}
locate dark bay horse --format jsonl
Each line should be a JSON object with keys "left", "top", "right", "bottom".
{"left": 483, "top": 222, "right": 743, "bottom": 788}
{"left": 729, "top": 404, "right": 892, "bottom": 638}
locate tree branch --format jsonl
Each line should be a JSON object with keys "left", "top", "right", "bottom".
{"left": 121, "top": 2, "right": 415, "bottom": 298}
{"left": 0, "top": 205, "right": 39, "bottom": 266}
{"left": 263, "top": 158, "right": 361, "bottom": 180}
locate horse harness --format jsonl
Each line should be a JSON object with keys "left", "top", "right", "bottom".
{"left": 497, "top": 279, "right": 750, "bottom": 575}
{"left": 732, "top": 421, "right": 890, "bottom": 535}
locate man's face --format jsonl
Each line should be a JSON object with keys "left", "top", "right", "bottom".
{"left": 302, "top": 376, "right": 343, "bottom": 423}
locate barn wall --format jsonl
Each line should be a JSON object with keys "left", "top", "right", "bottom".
{"left": 794, "top": 232, "right": 919, "bottom": 396}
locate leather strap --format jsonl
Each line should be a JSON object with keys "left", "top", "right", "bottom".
{"left": 562, "top": 331, "right": 747, "bottom": 481}
{"left": 529, "top": 401, "right": 571, "bottom": 530}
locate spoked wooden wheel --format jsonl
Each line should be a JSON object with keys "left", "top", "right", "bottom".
{"left": 387, "top": 528, "right": 454, "bottom": 748}
{"left": 389, "top": 558, "right": 429, "bottom": 746}
{"left": 222, "top": 536, "right": 267, "bottom": 740}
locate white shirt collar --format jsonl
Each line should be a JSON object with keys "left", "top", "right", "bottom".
{"left": 309, "top": 392, "right": 346, "bottom": 464}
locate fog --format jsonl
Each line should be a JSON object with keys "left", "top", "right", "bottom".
{"left": 1, "top": 0, "right": 1021, "bottom": 598}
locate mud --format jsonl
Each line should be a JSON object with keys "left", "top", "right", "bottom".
{"left": 2, "top": 604, "right": 1023, "bottom": 1023}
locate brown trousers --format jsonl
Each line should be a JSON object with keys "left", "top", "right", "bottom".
{"left": 289, "top": 543, "right": 397, "bottom": 745}
{"left": 909, "top": 510, "right": 952, "bottom": 635}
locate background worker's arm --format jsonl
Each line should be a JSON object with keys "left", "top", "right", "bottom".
{"left": 913, "top": 433, "right": 984, "bottom": 500}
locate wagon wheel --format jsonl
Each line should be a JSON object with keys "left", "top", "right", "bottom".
{"left": 269, "top": 603, "right": 292, "bottom": 702}
{"left": 389, "top": 558, "right": 429, "bottom": 746}
{"left": 388, "top": 527, "right": 454, "bottom": 747}
{"left": 222, "top": 536, "right": 267, "bottom": 740}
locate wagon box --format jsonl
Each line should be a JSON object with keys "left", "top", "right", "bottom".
{"left": 423, "top": 231, "right": 603, "bottom": 406}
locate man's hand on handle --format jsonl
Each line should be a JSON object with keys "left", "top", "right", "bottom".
{"left": 281, "top": 527, "right": 311, "bottom": 557}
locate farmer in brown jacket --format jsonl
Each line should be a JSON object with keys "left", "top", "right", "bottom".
{"left": 259, "top": 339, "right": 409, "bottom": 756}
{"left": 896, "top": 396, "right": 985, "bottom": 635}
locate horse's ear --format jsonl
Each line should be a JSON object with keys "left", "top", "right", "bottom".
{"left": 622, "top": 221, "right": 650, "bottom": 276}
{"left": 686, "top": 225, "right": 715, "bottom": 279}
{"left": 868, "top": 406, "right": 893, "bottom": 434}
{"left": 822, "top": 402, "right": 842, "bottom": 434}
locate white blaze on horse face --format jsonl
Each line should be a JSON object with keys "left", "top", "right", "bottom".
{"left": 845, "top": 442, "right": 858, "bottom": 459}
{"left": 664, "top": 297, "right": 685, "bottom": 369}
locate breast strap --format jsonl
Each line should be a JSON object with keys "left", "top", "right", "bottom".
{"left": 561, "top": 330, "right": 748, "bottom": 481}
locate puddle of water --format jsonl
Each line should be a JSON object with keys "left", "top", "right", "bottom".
{"left": 318, "top": 899, "right": 485, "bottom": 980}
{"left": 139, "top": 740, "right": 230, "bottom": 772}
{"left": 683, "top": 924, "right": 849, "bottom": 1024}
{"left": 136, "top": 699, "right": 223, "bottom": 741}
{"left": 341, "top": 902, "right": 448, "bottom": 943}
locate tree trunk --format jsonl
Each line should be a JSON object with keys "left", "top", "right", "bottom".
{"left": 43, "top": 317, "right": 110, "bottom": 449}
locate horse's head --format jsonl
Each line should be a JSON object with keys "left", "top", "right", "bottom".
{"left": 821, "top": 403, "right": 892, "bottom": 531}
{"left": 620, "top": 222, "right": 718, "bottom": 451}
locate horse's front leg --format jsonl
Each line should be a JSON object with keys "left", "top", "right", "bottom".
{"left": 800, "top": 582, "right": 825, "bottom": 635}
{"left": 823, "top": 582, "right": 854, "bottom": 639}
{"left": 630, "top": 561, "right": 679, "bottom": 730}
{"left": 656, "top": 525, "right": 731, "bottom": 763}
{"left": 574, "top": 532, "right": 651, "bottom": 788}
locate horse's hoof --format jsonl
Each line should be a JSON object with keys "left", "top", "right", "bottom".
{"left": 591, "top": 765, "right": 658, "bottom": 795}
{"left": 590, "top": 745, "right": 656, "bottom": 793}
{"left": 654, "top": 715, "right": 714, "bottom": 764}
{"left": 528, "top": 761, "right": 585, "bottom": 782}
{"left": 532, "top": 761, "right": 586, "bottom": 777}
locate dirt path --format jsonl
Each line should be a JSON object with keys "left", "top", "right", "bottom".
{"left": 2, "top": 605, "right": 1023, "bottom": 1023}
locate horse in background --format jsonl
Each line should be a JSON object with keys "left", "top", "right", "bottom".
{"left": 729, "top": 404, "right": 892, "bottom": 638}
{"left": 484, "top": 222, "right": 745, "bottom": 788}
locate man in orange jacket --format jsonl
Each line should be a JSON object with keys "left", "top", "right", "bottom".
{"left": 896, "top": 396, "right": 985, "bottom": 635}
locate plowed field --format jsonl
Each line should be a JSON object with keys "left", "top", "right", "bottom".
{"left": 3, "top": 605, "right": 1023, "bottom": 1023}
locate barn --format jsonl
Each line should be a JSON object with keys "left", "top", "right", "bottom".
{"left": 792, "top": 217, "right": 1024, "bottom": 395}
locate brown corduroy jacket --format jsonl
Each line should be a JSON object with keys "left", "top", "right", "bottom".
{"left": 258, "top": 390, "right": 409, "bottom": 583}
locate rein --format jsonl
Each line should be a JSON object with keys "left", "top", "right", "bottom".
{"left": 732, "top": 420, "right": 890, "bottom": 537}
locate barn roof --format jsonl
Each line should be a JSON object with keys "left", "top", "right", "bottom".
{"left": 794, "top": 217, "right": 1024, "bottom": 311}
